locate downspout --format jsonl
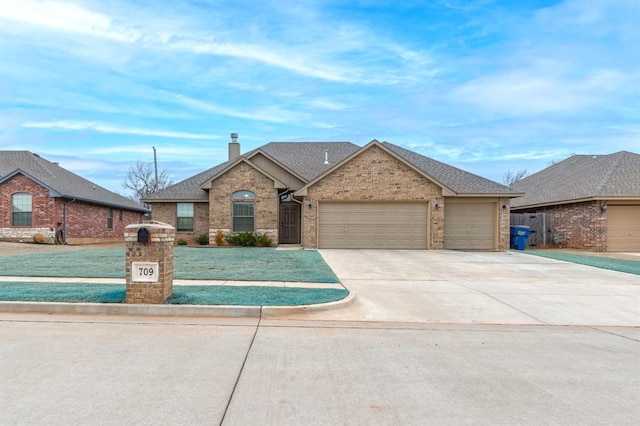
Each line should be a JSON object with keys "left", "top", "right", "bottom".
{"left": 62, "top": 198, "right": 76, "bottom": 245}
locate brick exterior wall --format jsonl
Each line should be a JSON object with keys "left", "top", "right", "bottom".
{"left": 1, "top": 174, "right": 58, "bottom": 240}
{"left": 150, "top": 202, "right": 209, "bottom": 245}
{"left": 208, "top": 161, "right": 279, "bottom": 243}
{"left": 498, "top": 197, "right": 511, "bottom": 250}
{"left": 521, "top": 201, "right": 607, "bottom": 251}
{"left": 0, "top": 173, "right": 145, "bottom": 244}
{"left": 302, "top": 144, "right": 446, "bottom": 248}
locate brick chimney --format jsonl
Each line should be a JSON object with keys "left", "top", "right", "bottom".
{"left": 229, "top": 132, "right": 240, "bottom": 160}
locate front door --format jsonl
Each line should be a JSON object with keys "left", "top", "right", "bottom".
{"left": 279, "top": 203, "right": 301, "bottom": 244}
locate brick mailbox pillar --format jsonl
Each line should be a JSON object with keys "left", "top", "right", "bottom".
{"left": 124, "top": 221, "right": 175, "bottom": 304}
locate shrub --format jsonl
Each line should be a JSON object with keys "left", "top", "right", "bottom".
{"left": 258, "top": 233, "right": 272, "bottom": 247}
{"left": 32, "top": 233, "right": 47, "bottom": 244}
{"left": 177, "top": 239, "right": 188, "bottom": 246}
{"left": 225, "top": 232, "right": 259, "bottom": 247}
{"left": 194, "top": 233, "right": 209, "bottom": 245}
{"left": 214, "top": 230, "right": 225, "bottom": 246}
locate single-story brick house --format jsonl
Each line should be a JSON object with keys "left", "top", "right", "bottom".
{"left": 0, "top": 151, "right": 148, "bottom": 244}
{"left": 511, "top": 151, "right": 640, "bottom": 252}
{"left": 144, "top": 136, "right": 521, "bottom": 250}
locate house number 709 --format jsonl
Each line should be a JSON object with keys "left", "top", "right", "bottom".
{"left": 131, "top": 262, "right": 160, "bottom": 283}
{"left": 138, "top": 267, "right": 154, "bottom": 276}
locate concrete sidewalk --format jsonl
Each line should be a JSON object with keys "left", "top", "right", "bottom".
{"left": 1, "top": 314, "right": 638, "bottom": 425}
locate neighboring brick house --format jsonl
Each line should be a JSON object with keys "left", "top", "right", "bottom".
{"left": 511, "top": 151, "right": 640, "bottom": 252}
{"left": 0, "top": 151, "right": 148, "bottom": 244}
{"left": 144, "top": 135, "right": 521, "bottom": 250}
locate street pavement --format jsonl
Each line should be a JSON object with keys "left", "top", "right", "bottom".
{"left": 1, "top": 249, "right": 639, "bottom": 425}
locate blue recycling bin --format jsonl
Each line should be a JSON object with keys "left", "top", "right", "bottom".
{"left": 510, "top": 225, "right": 531, "bottom": 250}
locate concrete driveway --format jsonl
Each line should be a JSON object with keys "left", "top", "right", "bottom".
{"left": 278, "top": 250, "right": 640, "bottom": 326}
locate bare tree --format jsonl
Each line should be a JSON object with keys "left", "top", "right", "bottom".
{"left": 502, "top": 169, "right": 529, "bottom": 186}
{"left": 122, "top": 160, "right": 173, "bottom": 204}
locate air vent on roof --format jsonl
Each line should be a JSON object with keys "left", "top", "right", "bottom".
{"left": 324, "top": 150, "right": 329, "bottom": 165}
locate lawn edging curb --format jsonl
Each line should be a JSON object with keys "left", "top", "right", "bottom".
{"left": 0, "top": 291, "right": 356, "bottom": 318}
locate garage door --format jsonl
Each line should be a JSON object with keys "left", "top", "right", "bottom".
{"left": 318, "top": 202, "right": 427, "bottom": 249}
{"left": 607, "top": 206, "right": 640, "bottom": 251}
{"left": 444, "top": 201, "right": 496, "bottom": 250}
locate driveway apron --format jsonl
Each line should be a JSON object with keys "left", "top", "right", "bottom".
{"left": 274, "top": 250, "right": 640, "bottom": 326}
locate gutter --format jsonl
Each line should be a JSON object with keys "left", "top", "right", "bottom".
{"left": 62, "top": 198, "right": 76, "bottom": 245}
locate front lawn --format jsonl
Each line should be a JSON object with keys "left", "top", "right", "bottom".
{"left": 0, "top": 247, "right": 340, "bottom": 283}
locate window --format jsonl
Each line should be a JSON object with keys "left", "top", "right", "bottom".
{"left": 177, "top": 203, "right": 194, "bottom": 232}
{"left": 107, "top": 208, "right": 113, "bottom": 229}
{"left": 232, "top": 191, "right": 255, "bottom": 232}
{"left": 12, "top": 193, "right": 32, "bottom": 226}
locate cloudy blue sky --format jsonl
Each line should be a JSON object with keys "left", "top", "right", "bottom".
{"left": 1, "top": 0, "right": 638, "bottom": 196}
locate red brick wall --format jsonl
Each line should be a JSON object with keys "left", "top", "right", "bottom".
{"left": 64, "top": 200, "right": 145, "bottom": 244}
{"left": 0, "top": 174, "right": 58, "bottom": 228}
{"left": 0, "top": 173, "right": 145, "bottom": 244}
{"left": 528, "top": 201, "right": 606, "bottom": 251}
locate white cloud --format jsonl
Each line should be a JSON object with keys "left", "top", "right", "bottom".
{"left": 22, "top": 120, "right": 215, "bottom": 140}
{"left": 308, "top": 99, "right": 348, "bottom": 111}
{"left": 170, "top": 94, "right": 310, "bottom": 124}
{"left": 0, "top": 0, "right": 139, "bottom": 42}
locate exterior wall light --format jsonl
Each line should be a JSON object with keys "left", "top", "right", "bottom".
{"left": 601, "top": 202, "right": 608, "bottom": 214}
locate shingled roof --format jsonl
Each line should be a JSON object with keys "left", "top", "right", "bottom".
{"left": 381, "top": 142, "right": 518, "bottom": 195}
{"left": 0, "top": 151, "right": 147, "bottom": 212}
{"left": 511, "top": 151, "right": 640, "bottom": 208}
{"left": 144, "top": 142, "right": 361, "bottom": 201}
{"left": 145, "top": 140, "right": 518, "bottom": 201}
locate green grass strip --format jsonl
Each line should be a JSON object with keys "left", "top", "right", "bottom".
{"left": 522, "top": 250, "right": 640, "bottom": 276}
{"left": 0, "top": 282, "right": 349, "bottom": 306}
{"left": 0, "top": 282, "right": 125, "bottom": 303}
{"left": 167, "top": 286, "right": 348, "bottom": 306}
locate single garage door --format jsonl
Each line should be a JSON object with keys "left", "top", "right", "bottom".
{"left": 607, "top": 206, "right": 640, "bottom": 251}
{"left": 444, "top": 201, "right": 496, "bottom": 250}
{"left": 318, "top": 202, "right": 427, "bottom": 249}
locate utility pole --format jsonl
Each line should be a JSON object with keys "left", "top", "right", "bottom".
{"left": 153, "top": 146, "right": 158, "bottom": 192}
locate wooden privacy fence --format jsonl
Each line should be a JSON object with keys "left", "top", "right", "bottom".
{"left": 510, "top": 213, "right": 554, "bottom": 248}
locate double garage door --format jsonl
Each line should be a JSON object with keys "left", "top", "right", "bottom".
{"left": 607, "top": 206, "right": 640, "bottom": 251}
{"left": 318, "top": 202, "right": 428, "bottom": 249}
{"left": 318, "top": 200, "right": 497, "bottom": 249}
